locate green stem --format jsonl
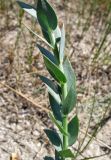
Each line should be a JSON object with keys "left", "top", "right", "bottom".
{"left": 59, "top": 63, "right": 69, "bottom": 159}
{"left": 63, "top": 115, "right": 68, "bottom": 150}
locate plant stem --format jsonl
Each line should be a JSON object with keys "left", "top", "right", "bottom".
{"left": 59, "top": 63, "right": 69, "bottom": 159}
{"left": 63, "top": 115, "right": 68, "bottom": 150}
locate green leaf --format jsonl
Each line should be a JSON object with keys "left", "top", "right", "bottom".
{"left": 44, "top": 129, "right": 62, "bottom": 150}
{"left": 44, "top": 57, "right": 66, "bottom": 83}
{"left": 37, "top": 44, "right": 66, "bottom": 83}
{"left": 55, "top": 150, "right": 62, "bottom": 160}
{"left": 49, "top": 113, "right": 67, "bottom": 136}
{"left": 40, "top": 76, "right": 61, "bottom": 104}
{"left": 17, "top": 1, "right": 37, "bottom": 18}
{"left": 62, "top": 85, "right": 77, "bottom": 115}
{"left": 59, "top": 149, "right": 74, "bottom": 158}
{"left": 37, "top": 0, "right": 58, "bottom": 31}
{"left": 59, "top": 24, "right": 65, "bottom": 63}
{"left": 63, "top": 58, "right": 76, "bottom": 92}
{"left": 68, "top": 115, "right": 79, "bottom": 146}
{"left": 44, "top": 156, "right": 54, "bottom": 160}
{"left": 53, "top": 42, "right": 60, "bottom": 63}
{"left": 49, "top": 94, "right": 62, "bottom": 122}
{"left": 37, "top": 44, "right": 57, "bottom": 64}
{"left": 42, "top": 29, "right": 52, "bottom": 44}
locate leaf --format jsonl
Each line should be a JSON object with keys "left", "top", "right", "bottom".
{"left": 37, "top": 44, "right": 66, "bottom": 83}
{"left": 45, "top": 57, "right": 66, "bottom": 83}
{"left": 49, "top": 113, "right": 67, "bottom": 136}
{"left": 63, "top": 58, "right": 76, "bottom": 92}
{"left": 59, "top": 149, "right": 74, "bottom": 158}
{"left": 42, "top": 29, "right": 52, "bottom": 45}
{"left": 55, "top": 150, "right": 62, "bottom": 160}
{"left": 37, "top": 0, "right": 58, "bottom": 31}
{"left": 37, "top": 44, "right": 57, "bottom": 64}
{"left": 44, "top": 129, "right": 62, "bottom": 150}
{"left": 62, "top": 85, "right": 77, "bottom": 115}
{"left": 17, "top": 1, "right": 37, "bottom": 18}
{"left": 40, "top": 76, "right": 61, "bottom": 104}
{"left": 59, "top": 24, "right": 65, "bottom": 63}
{"left": 68, "top": 115, "right": 79, "bottom": 146}
{"left": 53, "top": 42, "right": 60, "bottom": 63}
{"left": 49, "top": 94, "right": 62, "bottom": 122}
{"left": 53, "top": 26, "right": 61, "bottom": 42}
{"left": 44, "top": 156, "right": 54, "bottom": 160}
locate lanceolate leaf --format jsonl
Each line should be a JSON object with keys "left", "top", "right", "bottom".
{"left": 62, "top": 85, "right": 76, "bottom": 115}
{"left": 44, "top": 129, "right": 62, "bottom": 150}
{"left": 59, "top": 24, "right": 65, "bottom": 63}
{"left": 40, "top": 76, "right": 61, "bottom": 104}
{"left": 59, "top": 149, "right": 74, "bottom": 158}
{"left": 37, "top": 44, "right": 57, "bottom": 64}
{"left": 37, "top": 0, "right": 58, "bottom": 31}
{"left": 44, "top": 57, "right": 66, "bottom": 83}
{"left": 49, "top": 113, "right": 67, "bottom": 136}
{"left": 63, "top": 58, "right": 76, "bottom": 92}
{"left": 68, "top": 115, "right": 79, "bottom": 146}
{"left": 49, "top": 94, "right": 62, "bottom": 122}
{"left": 37, "top": 44, "right": 66, "bottom": 83}
{"left": 17, "top": 1, "right": 37, "bottom": 18}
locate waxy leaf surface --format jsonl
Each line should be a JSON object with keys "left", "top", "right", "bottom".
{"left": 40, "top": 76, "right": 61, "bottom": 104}
{"left": 37, "top": 0, "right": 57, "bottom": 31}
{"left": 49, "top": 113, "right": 67, "bottom": 136}
{"left": 68, "top": 115, "right": 79, "bottom": 146}
{"left": 44, "top": 129, "right": 62, "bottom": 150}
{"left": 37, "top": 44, "right": 66, "bottom": 83}
{"left": 49, "top": 94, "right": 62, "bottom": 122}
{"left": 62, "top": 85, "right": 76, "bottom": 115}
{"left": 17, "top": 1, "right": 37, "bottom": 18}
{"left": 59, "top": 149, "right": 74, "bottom": 158}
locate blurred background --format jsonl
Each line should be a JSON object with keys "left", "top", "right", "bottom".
{"left": 0, "top": 0, "right": 111, "bottom": 160}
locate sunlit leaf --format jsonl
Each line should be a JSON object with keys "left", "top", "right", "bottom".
{"left": 62, "top": 85, "right": 76, "bottom": 115}
{"left": 68, "top": 115, "right": 79, "bottom": 146}
{"left": 49, "top": 94, "right": 62, "bottom": 122}
{"left": 37, "top": 0, "right": 58, "bottom": 31}
{"left": 40, "top": 76, "right": 61, "bottom": 104}
{"left": 59, "top": 149, "right": 74, "bottom": 158}
{"left": 17, "top": 1, "right": 37, "bottom": 18}
{"left": 63, "top": 58, "right": 76, "bottom": 92}
{"left": 49, "top": 113, "right": 67, "bottom": 136}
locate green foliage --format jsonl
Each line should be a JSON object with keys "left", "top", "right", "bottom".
{"left": 44, "top": 129, "right": 62, "bottom": 150}
{"left": 17, "top": 1, "right": 37, "bottom": 18}
{"left": 49, "top": 94, "right": 62, "bottom": 122}
{"left": 37, "top": 0, "right": 58, "bottom": 31}
{"left": 59, "top": 149, "right": 74, "bottom": 158}
{"left": 62, "top": 85, "right": 76, "bottom": 115}
{"left": 68, "top": 116, "right": 79, "bottom": 146}
{"left": 17, "top": 0, "right": 78, "bottom": 159}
